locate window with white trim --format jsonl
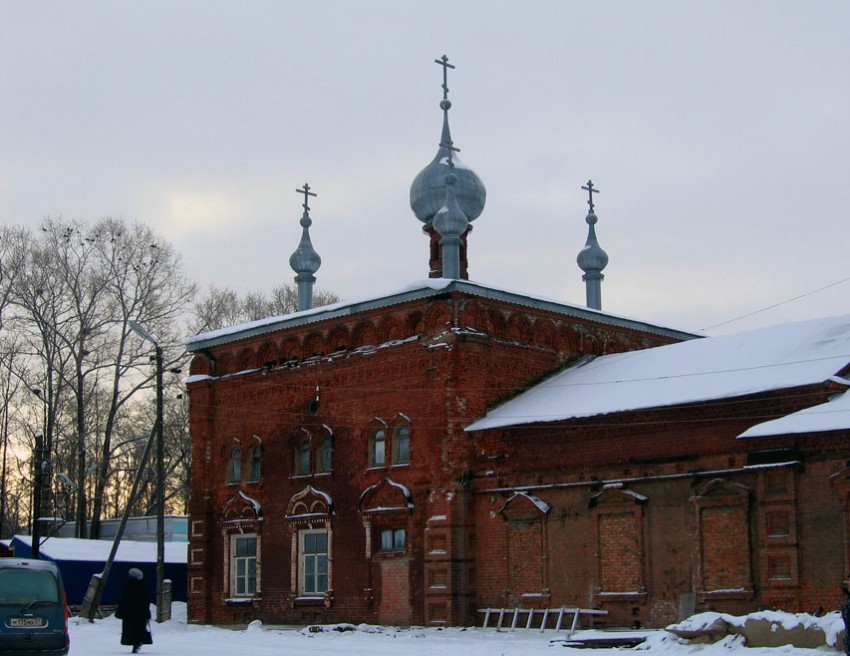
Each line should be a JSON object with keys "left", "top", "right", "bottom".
{"left": 299, "top": 529, "right": 328, "bottom": 596}
{"left": 231, "top": 534, "right": 258, "bottom": 596}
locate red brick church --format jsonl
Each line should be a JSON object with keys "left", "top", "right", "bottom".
{"left": 185, "top": 58, "right": 850, "bottom": 628}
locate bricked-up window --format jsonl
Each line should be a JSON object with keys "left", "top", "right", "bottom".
{"left": 598, "top": 513, "right": 641, "bottom": 591}
{"left": 248, "top": 445, "right": 262, "bottom": 482}
{"left": 299, "top": 530, "right": 328, "bottom": 596}
{"left": 231, "top": 534, "right": 258, "bottom": 596}
{"left": 498, "top": 492, "right": 551, "bottom": 603}
{"left": 369, "top": 429, "right": 386, "bottom": 467}
{"left": 227, "top": 447, "right": 241, "bottom": 484}
{"left": 589, "top": 486, "right": 647, "bottom": 598}
{"left": 380, "top": 528, "right": 406, "bottom": 552}
{"left": 392, "top": 426, "right": 410, "bottom": 465}
{"left": 700, "top": 506, "right": 750, "bottom": 590}
{"left": 692, "top": 478, "right": 753, "bottom": 598}
{"left": 317, "top": 435, "right": 333, "bottom": 473}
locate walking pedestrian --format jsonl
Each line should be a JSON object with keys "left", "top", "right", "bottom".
{"left": 115, "top": 568, "right": 152, "bottom": 654}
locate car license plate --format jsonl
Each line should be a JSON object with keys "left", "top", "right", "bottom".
{"left": 10, "top": 617, "right": 45, "bottom": 627}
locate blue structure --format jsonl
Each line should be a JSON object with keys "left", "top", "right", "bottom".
{"left": 8, "top": 535, "right": 187, "bottom": 606}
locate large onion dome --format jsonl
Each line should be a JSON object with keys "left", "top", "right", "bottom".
{"left": 410, "top": 101, "right": 486, "bottom": 226}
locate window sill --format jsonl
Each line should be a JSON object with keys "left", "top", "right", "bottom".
{"left": 697, "top": 588, "right": 754, "bottom": 601}
{"left": 366, "top": 465, "right": 386, "bottom": 471}
{"left": 225, "top": 597, "right": 260, "bottom": 605}
{"left": 390, "top": 463, "right": 410, "bottom": 468}
{"left": 594, "top": 591, "right": 648, "bottom": 603}
{"left": 294, "top": 596, "right": 326, "bottom": 608}
{"left": 374, "top": 550, "right": 407, "bottom": 559}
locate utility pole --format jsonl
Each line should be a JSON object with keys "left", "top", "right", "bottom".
{"left": 128, "top": 320, "right": 166, "bottom": 623}
{"left": 31, "top": 436, "right": 46, "bottom": 559}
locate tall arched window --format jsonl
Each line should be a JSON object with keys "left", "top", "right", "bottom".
{"left": 393, "top": 425, "right": 410, "bottom": 465}
{"left": 228, "top": 447, "right": 241, "bottom": 484}
{"left": 295, "top": 439, "right": 311, "bottom": 476}
{"left": 369, "top": 428, "right": 386, "bottom": 468}
{"left": 248, "top": 445, "right": 262, "bottom": 482}
{"left": 318, "top": 435, "right": 333, "bottom": 473}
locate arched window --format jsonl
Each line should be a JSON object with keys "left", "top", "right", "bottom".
{"left": 392, "top": 425, "right": 410, "bottom": 465}
{"left": 318, "top": 435, "right": 333, "bottom": 473}
{"left": 228, "top": 447, "right": 241, "bottom": 484}
{"left": 369, "top": 428, "right": 386, "bottom": 468}
{"left": 248, "top": 445, "right": 262, "bottom": 482}
{"left": 295, "top": 439, "right": 310, "bottom": 476}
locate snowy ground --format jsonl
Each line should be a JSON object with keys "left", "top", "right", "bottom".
{"left": 68, "top": 603, "right": 846, "bottom": 655}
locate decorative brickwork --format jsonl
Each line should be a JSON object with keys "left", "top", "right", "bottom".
{"left": 188, "top": 283, "right": 850, "bottom": 628}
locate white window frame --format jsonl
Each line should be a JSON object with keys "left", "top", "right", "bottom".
{"left": 298, "top": 529, "right": 328, "bottom": 596}
{"left": 230, "top": 534, "right": 258, "bottom": 596}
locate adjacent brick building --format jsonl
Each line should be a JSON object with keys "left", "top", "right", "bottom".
{"left": 185, "top": 60, "right": 850, "bottom": 628}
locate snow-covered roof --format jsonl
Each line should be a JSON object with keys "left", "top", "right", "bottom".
{"left": 12, "top": 535, "right": 187, "bottom": 563}
{"left": 186, "top": 278, "right": 696, "bottom": 350}
{"left": 739, "top": 390, "right": 850, "bottom": 438}
{"left": 467, "top": 313, "right": 850, "bottom": 431}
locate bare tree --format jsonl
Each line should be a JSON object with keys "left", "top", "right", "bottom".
{"left": 192, "top": 283, "right": 340, "bottom": 333}
{"left": 3, "top": 218, "right": 195, "bottom": 543}
{"left": 0, "top": 216, "right": 339, "bottom": 544}
{"left": 85, "top": 218, "right": 195, "bottom": 538}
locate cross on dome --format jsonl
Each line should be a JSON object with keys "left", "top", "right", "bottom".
{"left": 581, "top": 180, "right": 600, "bottom": 213}
{"left": 296, "top": 183, "right": 317, "bottom": 214}
{"left": 434, "top": 54, "right": 455, "bottom": 102}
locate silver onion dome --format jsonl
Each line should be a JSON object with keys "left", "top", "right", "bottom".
{"left": 289, "top": 209, "right": 321, "bottom": 276}
{"left": 410, "top": 98, "right": 486, "bottom": 225}
{"left": 576, "top": 211, "right": 609, "bottom": 273}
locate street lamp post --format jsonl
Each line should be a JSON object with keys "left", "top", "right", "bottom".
{"left": 128, "top": 320, "right": 165, "bottom": 623}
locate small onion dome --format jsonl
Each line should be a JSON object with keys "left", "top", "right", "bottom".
{"left": 410, "top": 107, "right": 486, "bottom": 225}
{"left": 433, "top": 172, "right": 470, "bottom": 239}
{"left": 576, "top": 211, "right": 609, "bottom": 273}
{"left": 289, "top": 211, "right": 321, "bottom": 276}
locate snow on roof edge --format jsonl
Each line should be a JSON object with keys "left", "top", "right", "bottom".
{"left": 467, "top": 313, "right": 850, "bottom": 432}
{"left": 185, "top": 278, "right": 697, "bottom": 351}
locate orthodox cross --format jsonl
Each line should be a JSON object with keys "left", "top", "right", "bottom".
{"left": 581, "top": 180, "right": 600, "bottom": 213}
{"left": 434, "top": 54, "right": 455, "bottom": 101}
{"left": 296, "top": 183, "right": 316, "bottom": 214}
{"left": 445, "top": 138, "right": 461, "bottom": 168}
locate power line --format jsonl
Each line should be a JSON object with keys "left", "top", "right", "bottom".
{"left": 698, "top": 275, "right": 850, "bottom": 333}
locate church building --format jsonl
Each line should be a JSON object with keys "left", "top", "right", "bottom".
{"left": 185, "top": 58, "right": 850, "bottom": 628}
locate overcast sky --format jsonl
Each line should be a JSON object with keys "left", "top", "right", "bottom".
{"left": 2, "top": 1, "right": 848, "bottom": 336}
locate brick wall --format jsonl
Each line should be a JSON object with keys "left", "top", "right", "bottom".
{"left": 187, "top": 286, "right": 850, "bottom": 628}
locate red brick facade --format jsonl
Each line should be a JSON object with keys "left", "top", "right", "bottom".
{"left": 186, "top": 283, "right": 850, "bottom": 627}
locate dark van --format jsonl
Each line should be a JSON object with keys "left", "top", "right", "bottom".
{"left": 0, "top": 559, "right": 69, "bottom": 655}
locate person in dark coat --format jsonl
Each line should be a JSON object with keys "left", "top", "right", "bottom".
{"left": 841, "top": 582, "right": 850, "bottom": 656}
{"left": 115, "top": 568, "right": 152, "bottom": 654}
